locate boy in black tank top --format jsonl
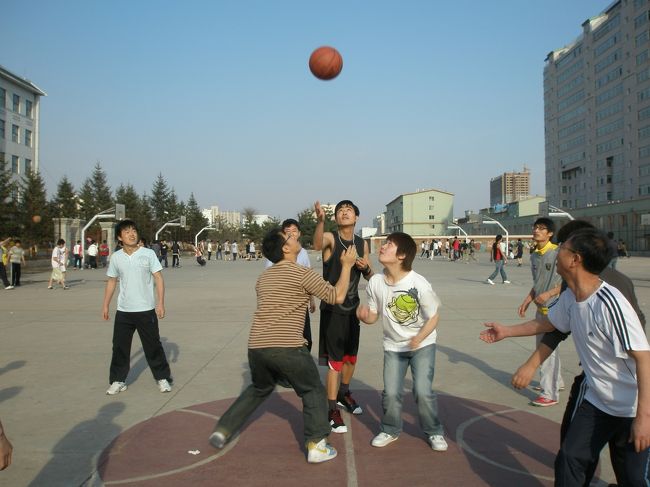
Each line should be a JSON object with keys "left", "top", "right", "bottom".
{"left": 314, "top": 200, "right": 374, "bottom": 433}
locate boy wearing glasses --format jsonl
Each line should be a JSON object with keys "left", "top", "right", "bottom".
{"left": 517, "top": 217, "right": 564, "bottom": 407}
{"left": 481, "top": 228, "right": 650, "bottom": 486}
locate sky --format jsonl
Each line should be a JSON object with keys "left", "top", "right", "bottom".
{"left": 3, "top": 0, "right": 609, "bottom": 227}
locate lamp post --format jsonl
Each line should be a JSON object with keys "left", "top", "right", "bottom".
{"left": 482, "top": 215, "right": 509, "bottom": 249}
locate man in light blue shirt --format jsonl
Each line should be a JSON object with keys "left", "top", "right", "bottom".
{"left": 102, "top": 219, "right": 173, "bottom": 395}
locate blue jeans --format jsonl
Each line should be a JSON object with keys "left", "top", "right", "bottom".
{"left": 381, "top": 344, "right": 443, "bottom": 437}
{"left": 488, "top": 260, "right": 508, "bottom": 282}
{"left": 214, "top": 346, "right": 330, "bottom": 444}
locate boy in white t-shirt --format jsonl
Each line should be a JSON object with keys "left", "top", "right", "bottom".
{"left": 356, "top": 232, "right": 447, "bottom": 452}
{"left": 102, "top": 220, "right": 173, "bottom": 395}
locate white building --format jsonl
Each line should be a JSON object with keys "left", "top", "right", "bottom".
{"left": 0, "top": 65, "right": 46, "bottom": 189}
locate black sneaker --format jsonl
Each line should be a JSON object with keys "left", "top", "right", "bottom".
{"left": 337, "top": 391, "right": 363, "bottom": 415}
{"left": 329, "top": 409, "right": 347, "bottom": 433}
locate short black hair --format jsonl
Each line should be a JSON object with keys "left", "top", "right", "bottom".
{"left": 567, "top": 228, "right": 612, "bottom": 275}
{"left": 281, "top": 218, "right": 300, "bottom": 231}
{"left": 57, "top": 239, "right": 65, "bottom": 246}
{"left": 115, "top": 219, "right": 139, "bottom": 241}
{"left": 386, "top": 232, "right": 416, "bottom": 271}
{"left": 335, "top": 199, "right": 360, "bottom": 216}
{"left": 262, "top": 227, "right": 286, "bottom": 263}
{"left": 534, "top": 217, "right": 555, "bottom": 234}
{"left": 555, "top": 220, "right": 595, "bottom": 244}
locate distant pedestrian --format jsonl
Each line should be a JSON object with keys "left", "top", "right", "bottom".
{"left": 216, "top": 240, "right": 223, "bottom": 260}
{"left": 0, "top": 237, "right": 12, "bottom": 289}
{"left": 207, "top": 240, "right": 213, "bottom": 260}
{"left": 515, "top": 238, "right": 524, "bottom": 267}
{"left": 87, "top": 240, "right": 98, "bottom": 269}
{"left": 8, "top": 240, "right": 26, "bottom": 287}
{"left": 171, "top": 241, "right": 180, "bottom": 267}
{"left": 231, "top": 240, "right": 238, "bottom": 261}
{"left": 73, "top": 240, "right": 83, "bottom": 269}
{"left": 486, "top": 235, "right": 510, "bottom": 285}
{"left": 48, "top": 239, "right": 69, "bottom": 290}
{"left": 102, "top": 219, "right": 173, "bottom": 395}
{"left": 99, "top": 240, "right": 110, "bottom": 268}
{"left": 224, "top": 240, "right": 231, "bottom": 261}
{"left": 160, "top": 240, "right": 169, "bottom": 268}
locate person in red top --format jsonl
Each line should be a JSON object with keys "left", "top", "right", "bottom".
{"left": 486, "top": 234, "right": 510, "bottom": 285}
{"left": 99, "top": 240, "right": 110, "bottom": 268}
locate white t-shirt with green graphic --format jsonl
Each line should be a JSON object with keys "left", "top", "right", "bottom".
{"left": 366, "top": 270, "right": 441, "bottom": 352}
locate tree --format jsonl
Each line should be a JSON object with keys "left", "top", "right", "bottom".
{"left": 20, "top": 169, "right": 50, "bottom": 244}
{"left": 51, "top": 176, "right": 77, "bottom": 219}
{"left": 78, "top": 162, "right": 113, "bottom": 221}
{"left": 0, "top": 161, "right": 19, "bottom": 236}
{"left": 149, "top": 173, "right": 172, "bottom": 224}
{"left": 184, "top": 193, "right": 208, "bottom": 240}
{"left": 114, "top": 183, "right": 140, "bottom": 221}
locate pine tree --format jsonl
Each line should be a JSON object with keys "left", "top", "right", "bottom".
{"left": 51, "top": 176, "right": 77, "bottom": 218}
{"left": 92, "top": 162, "right": 113, "bottom": 212}
{"left": 0, "top": 161, "right": 19, "bottom": 236}
{"left": 185, "top": 193, "right": 209, "bottom": 237}
{"left": 150, "top": 173, "right": 171, "bottom": 223}
{"left": 114, "top": 183, "right": 140, "bottom": 220}
{"left": 20, "top": 169, "right": 50, "bottom": 244}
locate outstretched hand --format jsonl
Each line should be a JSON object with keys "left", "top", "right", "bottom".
{"left": 479, "top": 322, "right": 509, "bottom": 343}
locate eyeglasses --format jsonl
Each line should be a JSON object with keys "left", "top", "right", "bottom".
{"left": 559, "top": 243, "right": 579, "bottom": 254}
{"left": 533, "top": 225, "right": 548, "bottom": 231}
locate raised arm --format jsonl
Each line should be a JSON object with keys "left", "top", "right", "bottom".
{"left": 480, "top": 317, "right": 555, "bottom": 343}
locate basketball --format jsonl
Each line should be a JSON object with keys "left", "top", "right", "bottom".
{"left": 32, "top": 215, "right": 41, "bottom": 223}
{"left": 309, "top": 46, "right": 343, "bottom": 81}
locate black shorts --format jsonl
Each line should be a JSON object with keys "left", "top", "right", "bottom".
{"left": 318, "top": 309, "right": 360, "bottom": 370}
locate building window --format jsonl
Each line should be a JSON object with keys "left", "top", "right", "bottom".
{"left": 0, "top": 152, "right": 4, "bottom": 170}
{"left": 12, "top": 94, "right": 20, "bottom": 113}
{"left": 428, "top": 196, "right": 435, "bottom": 201}
{"left": 0, "top": 119, "right": 4, "bottom": 139}
{"left": 11, "top": 155, "right": 18, "bottom": 174}
{"left": 0, "top": 88, "right": 5, "bottom": 108}
{"left": 24, "top": 129, "right": 32, "bottom": 147}
{"left": 24, "top": 158, "right": 32, "bottom": 174}
{"left": 428, "top": 215, "right": 435, "bottom": 220}
{"left": 11, "top": 124, "right": 19, "bottom": 143}
{"left": 25, "top": 99, "right": 33, "bottom": 118}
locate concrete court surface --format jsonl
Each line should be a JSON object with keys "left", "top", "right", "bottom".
{"left": 0, "top": 250, "right": 648, "bottom": 486}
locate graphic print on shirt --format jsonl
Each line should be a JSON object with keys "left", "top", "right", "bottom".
{"left": 386, "top": 287, "right": 420, "bottom": 326}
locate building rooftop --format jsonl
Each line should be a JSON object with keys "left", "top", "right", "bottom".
{"left": 0, "top": 64, "right": 47, "bottom": 96}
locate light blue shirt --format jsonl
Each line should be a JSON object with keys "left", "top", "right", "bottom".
{"left": 107, "top": 247, "right": 163, "bottom": 312}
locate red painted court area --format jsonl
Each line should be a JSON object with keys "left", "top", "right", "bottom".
{"left": 97, "top": 390, "right": 593, "bottom": 486}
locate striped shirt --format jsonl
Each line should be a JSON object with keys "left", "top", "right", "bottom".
{"left": 549, "top": 281, "right": 650, "bottom": 416}
{"left": 248, "top": 260, "right": 337, "bottom": 349}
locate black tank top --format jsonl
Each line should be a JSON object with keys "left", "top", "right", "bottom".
{"left": 321, "top": 231, "right": 365, "bottom": 315}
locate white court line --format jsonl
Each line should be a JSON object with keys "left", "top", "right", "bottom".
{"left": 455, "top": 408, "right": 554, "bottom": 482}
{"left": 342, "top": 410, "right": 359, "bottom": 487}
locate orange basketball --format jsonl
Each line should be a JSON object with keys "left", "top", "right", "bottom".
{"left": 32, "top": 215, "right": 41, "bottom": 223}
{"left": 309, "top": 46, "right": 343, "bottom": 81}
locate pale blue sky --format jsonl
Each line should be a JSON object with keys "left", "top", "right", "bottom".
{"left": 3, "top": 0, "right": 605, "bottom": 226}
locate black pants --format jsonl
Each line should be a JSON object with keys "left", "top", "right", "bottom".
{"left": 0, "top": 263, "right": 9, "bottom": 287}
{"left": 74, "top": 255, "right": 82, "bottom": 268}
{"left": 303, "top": 311, "right": 312, "bottom": 352}
{"left": 214, "top": 346, "right": 330, "bottom": 445}
{"left": 555, "top": 399, "right": 649, "bottom": 487}
{"left": 560, "top": 373, "right": 644, "bottom": 486}
{"left": 172, "top": 255, "right": 179, "bottom": 267}
{"left": 109, "top": 310, "right": 171, "bottom": 383}
{"left": 10, "top": 263, "right": 21, "bottom": 286}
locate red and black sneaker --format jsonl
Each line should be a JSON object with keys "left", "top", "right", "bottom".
{"left": 329, "top": 409, "right": 348, "bottom": 433}
{"left": 337, "top": 390, "right": 363, "bottom": 415}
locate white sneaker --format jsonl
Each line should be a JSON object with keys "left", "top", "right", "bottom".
{"left": 307, "top": 438, "right": 337, "bottom": 463}
{"left": 486, "top": 279, "right": 495, "bottom": 285}
{"left": 209, "top": 431, "right": 226, "bottom": 449}
{"left": 429, "top": 434, "right": 448, "bottom": 451}
{"left": 157, "top": 379, "right": 172, "bottom": 393}
{"left": 106, "top": 381, "right": 127, "bottom": 395}
{"left": 371, "top": 432, "right": 399, "bottom": 448}
{"left": 503, "top": 280, "right": 511, "bottom": 284}
{"left": 5, "top": 286, "right": 14, "bottom": 290}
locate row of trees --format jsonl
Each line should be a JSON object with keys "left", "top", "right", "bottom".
{"left": 1, "top": 162, "right": 338, "bottom": 248}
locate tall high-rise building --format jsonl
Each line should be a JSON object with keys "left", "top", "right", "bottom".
{"left": 489, "top": 167, "right": 530, "bottom": 206}
{"left": 544, "top": 0, "right": 650, "bottom": 209}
